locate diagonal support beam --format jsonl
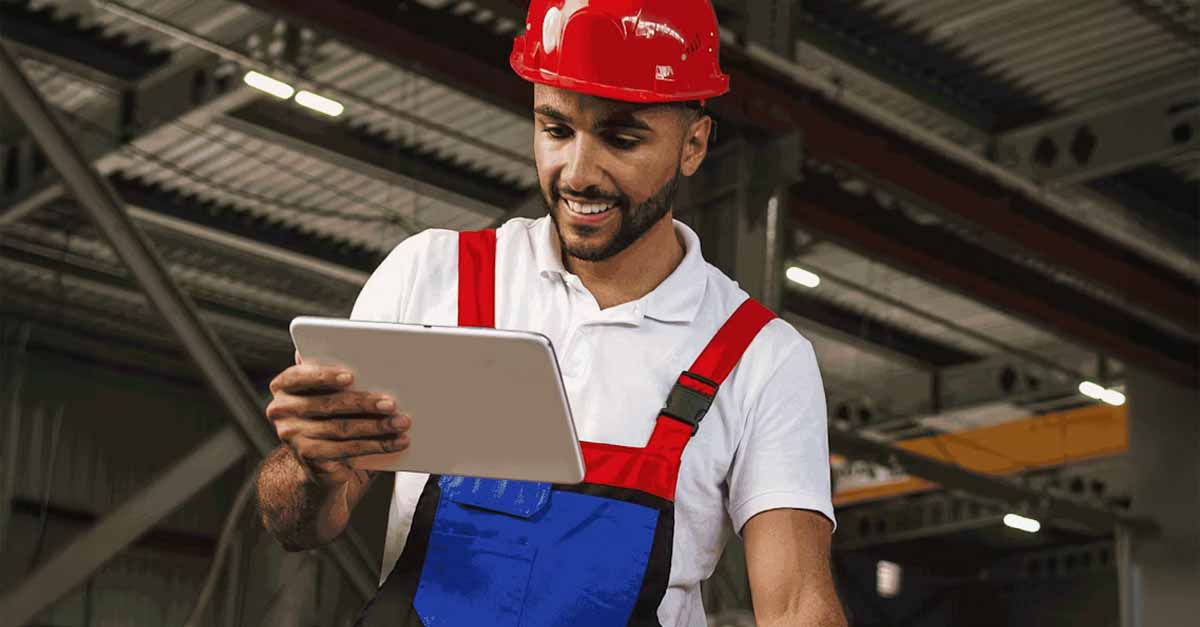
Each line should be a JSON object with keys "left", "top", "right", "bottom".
{"left": 0, "top": 426, "right": 247, "bottom": 625}
{"left": 0, "top": 39, "right": 274, "bottom": 450}
{"left": 0, "top": 9, "right": 271, "bottom": 226}
{"left": 0, "top": 1, "right": 169, "bottom": 81}
{"left": 0, "top": 41, "right": 378, "bottom": 621}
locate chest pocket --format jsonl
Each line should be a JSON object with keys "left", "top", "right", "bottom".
{"left": 441, "top": 476, "right": 553, "bottom": 519}
{"left": 414, "top": 476, "right": 661, "bottom": 627}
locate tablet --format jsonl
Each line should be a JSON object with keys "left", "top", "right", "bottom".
{"left": 289, "top": 317, "right": 585, "bottom": 484}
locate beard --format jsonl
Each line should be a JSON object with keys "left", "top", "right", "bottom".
{"left": 545, "top": 168, "right": 681, "bottom": 262}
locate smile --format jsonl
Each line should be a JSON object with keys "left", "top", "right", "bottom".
{"left": 563, "top": 198, "right": 615, "bottom": 216}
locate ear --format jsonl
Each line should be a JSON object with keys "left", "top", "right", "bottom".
{"left": 680, "top": 114, "right": 712, "bottom": 177}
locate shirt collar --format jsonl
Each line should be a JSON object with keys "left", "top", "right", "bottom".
{"left": 532, "top": 216, "right": 708, "bottom": 324}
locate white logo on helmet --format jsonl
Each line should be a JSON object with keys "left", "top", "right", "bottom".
{"left": 656, "top": 65, "right": 674, "bottom": 80}
{"left": 542, "top": 7, "right": 563, "bottom": 54}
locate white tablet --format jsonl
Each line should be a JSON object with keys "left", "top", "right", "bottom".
{"left": 289, "top": 317, "right": 585, "bottom": 484}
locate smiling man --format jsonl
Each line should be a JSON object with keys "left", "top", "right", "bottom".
{"left": 255, "top": 2, "right": 844, "bottom": 626}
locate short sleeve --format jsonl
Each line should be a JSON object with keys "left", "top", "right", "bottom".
{"left": 726, "top": 337, "right": 835, "bottom": 535}
{"left": 349, "top": 230, "right": 436, "bottom": 323}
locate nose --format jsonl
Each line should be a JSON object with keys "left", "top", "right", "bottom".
{"left": 559, "top": 134, "right": 607, "bottom": 195}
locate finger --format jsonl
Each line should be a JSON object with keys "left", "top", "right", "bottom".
{"left": 294, "top": 434, "right": 410, "bottom": 461}
{"left": 269, "top": 363, "right": 353, "bottom": 394}
{"left": 266, "top": 391, "right": 396, "bottom": 422}
{"left": 276, "top": 414, "right": 411, "bottom": 442}
{"left": 294, "top": 350, "right": 302, "bottom": 365}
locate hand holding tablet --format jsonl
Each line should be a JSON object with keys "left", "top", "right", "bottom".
{"left": 287, "top": 317, "right": 585, "bottom": 484}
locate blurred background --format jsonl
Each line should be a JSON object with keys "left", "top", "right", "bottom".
{"left": 0, "top": 0, "right": 1196, "bottom": 625}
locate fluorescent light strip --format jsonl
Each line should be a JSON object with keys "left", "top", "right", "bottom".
{"left": 1003, "top": 513, "right": 1041, "bottom": 533}
{"left": 1100, "top": 388, "right": 1126, "bottom": 406}
{"left": 295, "top": 90, "right": 345, "bottom": 117}
{"left": 1078, "top": 380, "right": 1106, "bottom": 400}
{"left": 1079, "top": 380, "right": 1126, "bottom": 406}
{"left": 243, "top": 70, "right": 294, "bottom": 99}
{"left": 786, "top": 266, "right": 821, "bottom": 288}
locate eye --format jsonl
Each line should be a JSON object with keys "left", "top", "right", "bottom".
{"left": 605, "top": 134, "right": 641, "bottom": 150}
{"left": 541, "top": 125, "right": 572, "bottom": 140}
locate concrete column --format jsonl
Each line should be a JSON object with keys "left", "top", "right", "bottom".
{"left": 1124, "top": 367, "right": 1200, "bottom": 626}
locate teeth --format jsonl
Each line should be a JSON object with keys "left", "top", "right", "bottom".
{"left": 566, "top": 199, "right": 613, "bottom": 215}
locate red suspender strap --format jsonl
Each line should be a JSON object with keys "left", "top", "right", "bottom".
{"left": 457, "top": 229, "right": 497, "bottom": 328}
{"left": 687, "top": 298, "right": 776, "bottom": 387}
{"left": 581, "top": 298, "right": 776, "bottom": 501}
{"left": 660, "top": 298, "right": 776, "bottom": 434}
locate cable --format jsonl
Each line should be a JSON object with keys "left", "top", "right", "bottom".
{"left": 182, "top": 470, "right": 256, "bottom": 627}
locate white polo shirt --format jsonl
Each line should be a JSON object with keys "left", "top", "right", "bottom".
{"left": 350, "top": 216, "right": 834, "bottom": 627}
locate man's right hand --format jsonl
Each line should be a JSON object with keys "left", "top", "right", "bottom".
{"left": 266, "top": 359, "right": 411, "bottom": 489}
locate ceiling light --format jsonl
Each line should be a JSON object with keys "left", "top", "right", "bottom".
{"left": 1003, "top": 513, "right": 1041, "bottom": 533}
{"left": 876, "top": 560, "right": 901, "bottom": 597}
{"left": 1078, "top": 380, "right": 1106, "bottom": 400}
{"left": 1079, "top": 380, "right": 1125, "bottom": 406}
{"left": 295, "top": 90, "right": 345, "bottom": 117}
{"left": 243, "top": 70, "right": 294, "bottom": 99}
{"left": 786, "top": 266, "right": 821, "bottom": 288}
{"left": 1100, "top": 388, "right": 1126, "bottom": 406}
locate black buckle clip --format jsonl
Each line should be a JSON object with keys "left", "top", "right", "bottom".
{"left": 661, "top": 371, "right": 718, "bottom": 435}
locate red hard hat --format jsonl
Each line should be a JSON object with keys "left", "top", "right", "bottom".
{"left": 510, "top": 0, "right": 730, "bottom": 104}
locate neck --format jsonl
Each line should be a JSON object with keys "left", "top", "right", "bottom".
{"left": 560, "top": 213, "right": 685, "bottom": 310}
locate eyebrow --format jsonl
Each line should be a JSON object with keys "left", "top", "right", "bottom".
{"left": 533, "top": 104, "right": 654, "bottom": 132}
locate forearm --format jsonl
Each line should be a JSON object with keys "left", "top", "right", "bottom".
{"left": 756, "top": 594, "right": 847, "bottom": 627}
{"left": 745, "top": 509, "right": 846, "bottom": 627}
{"left": 255, "top": 446, "right": 368, "bottom": 550}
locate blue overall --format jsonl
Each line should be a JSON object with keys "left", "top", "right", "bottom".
{"left": 355, "top": 230, "right": 775, "bottom": 626}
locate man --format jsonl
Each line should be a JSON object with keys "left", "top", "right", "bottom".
{"left": 256, "top": 1, "right": 845, "bottom": 625}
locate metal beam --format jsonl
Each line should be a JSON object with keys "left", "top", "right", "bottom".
{"left": 0, "top": 10, "right": 271, "bottom": 225}
{"left": 0, "top": 308, "right": 255, "bottom": 384}
{"left": 240, "top": 0, "right": 529, "bottom": 117}
{"left": 128, "top": 203, "right": 372, "bottom": 287}
{"left": 834, "top": 492, "right": 1008, "bottom": 551}
{"left": 238, "top": 0, "right": 1200, "bottom": 352}
{"left": 0, "top": 426, "right": 248, "bottom": 626}
{"left": 110, "top": 173, "right": 382, "bottom": 276}
{"left": 783, "top": 291, "right": 980, "bottom": 369}
{"left": 745, "top": 0, "right": 796, "bottom": 57}
{"left": 0, "top": 39, "right": 273, "bottom": 447}
{"left": 0, "top": 41, "right": 379, "bottom": 621}
{"left": 221, "top": 99, "right": 525, "bottom": 219}
{"left": 0, "top": 1, "right": 169, "bottom": 81}
{"left": 788, "top": 170, "right": 1199, "bottom": 387}
{"left": 733, "top": 47, "right": 1200, "bottom": 336}
{"left": 0, "top": 230, "right": 314, "bottom": 334}
{"left": 827, "top": 427, "right": 1152, "bottom": 534}
{"left": 994, "top": 82, "right": 1200, "bottom": 186}
{"left": 1121, "top": 0, "right": 1200, "bottom": 51}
